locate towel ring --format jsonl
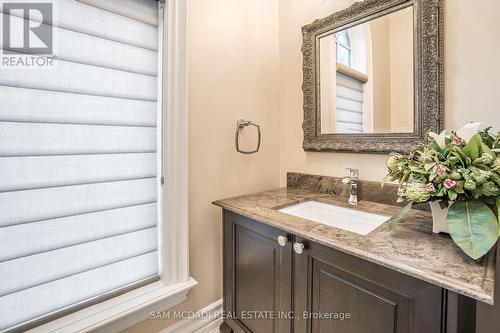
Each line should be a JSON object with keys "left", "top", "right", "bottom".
{"left": 235, "top": 119, "right": 261, "bottom": 154}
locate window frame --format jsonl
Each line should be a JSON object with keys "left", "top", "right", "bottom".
{"left": 335, "top": 30, "right": 352, "bottom": 67}
{"left": 24, "top": 1, "right": 195, "bottom": 332}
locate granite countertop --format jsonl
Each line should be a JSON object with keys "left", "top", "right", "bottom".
{"left": 213, "top": 187, "right": 496, "bottom": 305}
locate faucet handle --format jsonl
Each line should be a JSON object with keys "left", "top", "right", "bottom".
{"left": 345, "top": 168, "right": 359, "bottom": 179}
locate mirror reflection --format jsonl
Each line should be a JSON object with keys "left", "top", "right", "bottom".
{"left": 319, "top": 7, "right": 414, "bottom": 134}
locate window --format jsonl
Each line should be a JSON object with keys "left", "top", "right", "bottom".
{"left": 335, "top": 30, "right": 352, "bottom": 67}
{"left": 336, "top": 73, "right": 364, "bottom": 133}
{"left": 0, "top": 1, "right": 192, "bottom": 332}
{"left": 334, "top": 27, "right": 369, "bottom": 134}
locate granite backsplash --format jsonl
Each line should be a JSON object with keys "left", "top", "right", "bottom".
{"left": 287, "top": 172, "right": 430, "bottom": 211}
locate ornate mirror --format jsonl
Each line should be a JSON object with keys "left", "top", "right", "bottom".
{"left": 302, "top": 0, "right": 443, "bottom": 153}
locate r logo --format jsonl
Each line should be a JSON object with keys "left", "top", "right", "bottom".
{"left": 2, "top": 2, "right": 53, "bottom": 54}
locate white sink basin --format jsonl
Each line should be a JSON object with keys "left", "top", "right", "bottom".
{"left": 278, "top": 201, "right": 391, "bottom": 236}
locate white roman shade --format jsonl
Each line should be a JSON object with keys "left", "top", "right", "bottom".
{"left": 336, "top": 72, "right": 364, "bottom": 133}
{"left": 0, "top": 1, "right": 162, "bottom": 332}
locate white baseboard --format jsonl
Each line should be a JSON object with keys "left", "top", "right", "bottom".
{"left": 158, "top": 299, "right": 223, "bottom": 333}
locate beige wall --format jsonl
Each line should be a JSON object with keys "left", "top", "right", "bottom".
{"left": 389, "top": 7, "right": 414, "bottom": 132}
{"left": 123, "top": 0, "right": 280, "bottom": 331}
{"left": 319, "top": 35, "right": 338, "bottom": 133}
{"left": 126, "top": 0, "right": 500, "bottom": 331}
{"left": 279, "top": 0, "right": 500, "bottom": 186}
{"left": 365, "top": 8, "right": 414, "bottom": 133}
{"left": 370, "top": 17, "right": 392, "bottom": 132}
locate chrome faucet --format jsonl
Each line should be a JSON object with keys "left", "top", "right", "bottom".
{"left": 342, "top": 168, "right": 359, "bottom": 205}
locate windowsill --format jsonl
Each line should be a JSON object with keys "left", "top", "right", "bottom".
{"left": 26, "top": 278, "right": 198, "bottom": 333}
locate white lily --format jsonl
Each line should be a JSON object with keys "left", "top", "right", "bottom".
{"left": 456, "top": 122, "right": 483, "bottom": 143}
{"left": 429, "top": 130, "right": 447, "bottom": 149}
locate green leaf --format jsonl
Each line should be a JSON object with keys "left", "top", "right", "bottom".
{"left": 471, "top": 189, "right": 481, "bottom": 199}
{"left": 424, "top": 162, "right": 437, "bottom": 171}
{"left": 388, "top": 202, "right": 413, "bottom": 230}
{"left": 447, "top": 201, "right": 498, "bottom": 260}
{"left": 381, "top": 175, "right": 392, "bottom": 188}
{"left": 401, "top": 171, "right": 411, "bottom": 184}
{"left": 449, "top": 151, "right": 465, "bottom": 167}
{"left": 491, "top": 173, "right": 500, "bottom": 187}
{"left": 462, "top": 134, "right": 482, "bottom": 160}
{"left": 472, "top": 158, "right": 485, "bottom": 166}
{"left": 448, "top": 190, "right": 458, "bottom": 201}
{"left": 482, "top": 143, "right": 496, "bottom": 161}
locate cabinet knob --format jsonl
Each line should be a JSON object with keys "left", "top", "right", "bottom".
{"left": 277, "top": 235, "right": 288, "bottom": 247}
{"left": 293, "top": 243, "right": 305, "bottom": 255}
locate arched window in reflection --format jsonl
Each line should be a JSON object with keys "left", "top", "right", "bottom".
{"left": 335, "top": 30, "right": 351, "bottom": 67}
{"left": 334, "top": 26, "right": 372, "bottom": 133}
{"left": 320, "top": 7, "right": 414, "bottom": 135}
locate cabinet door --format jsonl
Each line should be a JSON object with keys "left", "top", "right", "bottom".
{"left": 293, "top": 236, "right": 444, "bottom": 333}
{"left": 223, "top": 211, "right": 293, "bottom": 333}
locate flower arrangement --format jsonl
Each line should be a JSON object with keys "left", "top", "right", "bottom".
{"left": 383, "top": 122, "right": 500, "bottom": 260}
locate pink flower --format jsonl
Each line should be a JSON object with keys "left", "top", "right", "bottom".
{"left": 433, "top": 165, "right": 446, "bottom": 175}
{"left": 443, "top": 179, "right": 457, "bottom": 189}
{"left": 398, "top": 187, "right": 406, "bottom": 196}
{"left": 453, "top": 136, "right": 465, "bottom": 145}
{"left": 425, "top": 183, "right": 436, "bottom": 192}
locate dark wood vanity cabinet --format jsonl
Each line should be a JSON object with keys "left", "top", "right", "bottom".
{"left": 222, "top": 211, "right": 293, "bottom": 333}
{"left": 222, "top": 210, "right": 470, "bottom": 333}
{"left": 293, "top": 236, "right": 443, "bottom": 333}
